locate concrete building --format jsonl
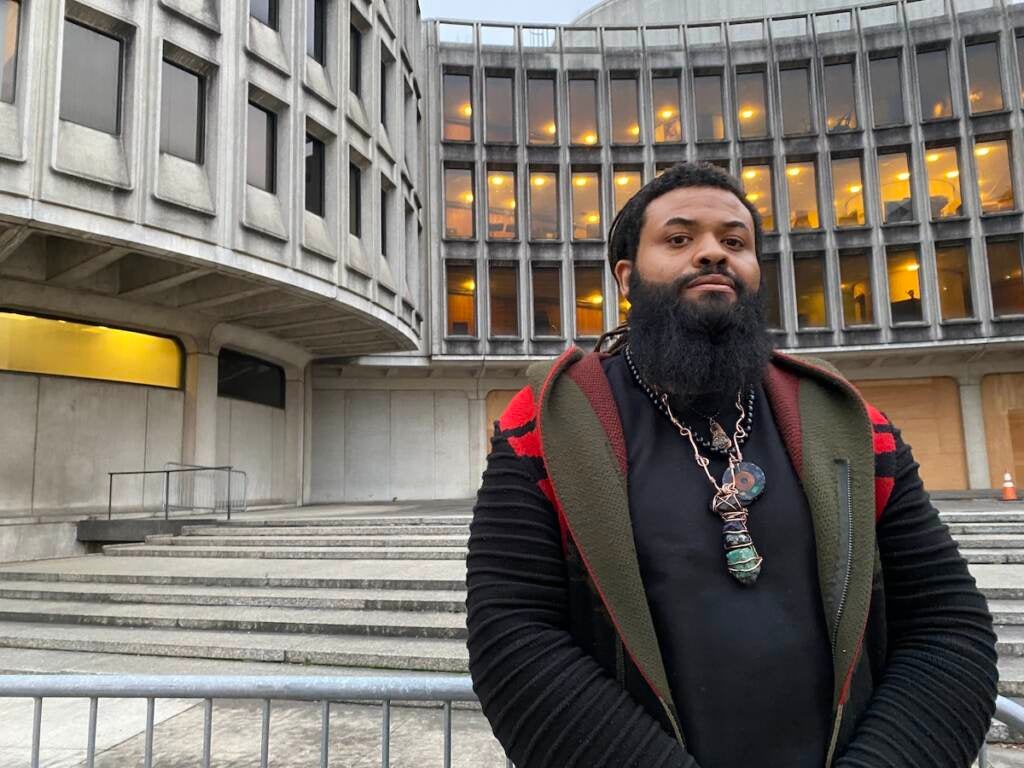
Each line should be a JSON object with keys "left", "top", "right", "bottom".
{"left": 1, "top": 0, "right": 1024, "bottom": 555}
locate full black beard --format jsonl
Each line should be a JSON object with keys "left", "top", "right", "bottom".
{"left": 626, "top": 267, "right": 775, "bottom": 404}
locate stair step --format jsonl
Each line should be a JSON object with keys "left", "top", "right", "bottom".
{"left": 103, "top": 545, "right": 468, "bottom": 560}
{"left": 181, "top": 524, "right": 470, "bottom": 537}
{"left": 148, "top": 534, "right": 470, "bottom": 548}
{"left": 997, "top": 657, "right": 1024, "bottom": 696}
{"left": 212, "top": 516, "right": 473, "bottom": 528}
{"left": 951, "top": 535, "right": 1024, "bottom": 549}
{"left": 948, "top": 524, "right": 1024, "bottom": 535}
{"left": 961, "top": 551, "right": 1024, "bottom": 564}
{"left": 941, "top": 511, "right": 1024, "bottom": 523}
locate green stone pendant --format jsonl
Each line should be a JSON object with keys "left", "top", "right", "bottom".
{"left": 712, "top": 493, "right": 764, "bottom": 586}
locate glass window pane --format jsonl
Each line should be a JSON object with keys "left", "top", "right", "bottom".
{"left": 741, "top": 163, "right": 775, "bottom": 232}
{"left": 160, "top": 60, "right": 203, "bottom": 163}
{"left": 987, "top": 240, "right": 1024, "bottom": 316}
{"left": 610, "top": 77, "right": 641, "bottom": 144}
{"left": 250, "top": 0, "right": 277, "bottom": 27}
{"left": 489, "top": 262, "right": 519, "bottom": 336}
{"left": 349, "top": 163, "right": 361, "bottom": 235}
{"left": 613, "top": 170, "right": 642, "bottom": 214}
{"left": 1, "top": 0, "right": 20, "bottom": 104}
{"left": 349, "top": 25, "right": 362, "bottom": 97}
{"left": 780, "top": 66, "right": 813, "bottom": 135}
{"left": 446, "top": 263, "right": 477, "bottom": 336}
{"left": 569, "top": 78, "right": 599, "bottom": 145}
{"left": 878, "top": 152, "right": 913, "bottom": 223}
{"left": 761, "top": 258, "right": 782, "bottom": 328}
{"left": 1018, "top": 36, "right": 1024, "bottom": 103}
{"left": 794, "top": 255, "right": 828, "bottom": 329}
{"left": 529, "top": 171, "right": 559, "bottom": 240}
{"left": 485, "top": 74, "right": 514, "bottom": 143}
{"left": 574, "top": 263, "right": 604, "bottom": 336}
{"left": 486, "top": 169, "right": 517, "bottom": 240}
{"left": 839, "top": 251, "right": 874, "bottom": 326}
{"left": 380, "top": 185, "right": 389, "bottom": 257}
{"left": 307, "top": 0, "right": 324, "bottom": 62}
{"left": 444, "top": 167, "right": 474, "bottom": 239}
{"left": 975, "top": 139, "right": 1015, "bottom": 213}
{"left": 832, "top": 157, "right": 865, "bottom": 227}
{"left": 869, "top": 56, "right": 904, "bottom": 126}
{"left": 966, "top": 41, "right": 1004, "bottom": 114}
{"left": 925, "top": 146, "right": 962, "bottom": 219}
{"left": 694, "top": 73, "right": 725, "bottom": 140}
{"left": 917, "top": 49, "right": 953, "bottom": 119}
{"left": 652, "top": 75, "right": 682, "bottom": 142}
{"left": 443, "top": 73, "right": 472, "bottom": 141}
{"left": 60, "top": 20, "right": 122, "bottom": 135}
{"left": 0, "top": 311, "right": 182, "bottom": 389}
{"left": 571, "top": 171, "right": 601, "bottom": 240}
{"left": 785, "top": 161, "right": 819, "bottom": 230}
{"left": 246, "top": 102, "right": 275, "bottom": 192}
{"left": 935, "top": 244, "right": 974, "bottom": 320}
{"left": 824, "top": 61, "right": 858, "bottom": 131}
{"left": 532, "top": 264, "right": 562, "bottom": 336}
{"left": 736, "top": 71, "right": 767, "bottom": 138}
{"left": 887, "top": 248, "right": 924, "bottom": 322}
{"left": 305, "top": 135, "right": 325, "bottom": 216}
{"left": 527, "top": 76, "right": 557, "bottom": 145}
{"left": 218, "top": 349, "right": 284, "bottom": 409}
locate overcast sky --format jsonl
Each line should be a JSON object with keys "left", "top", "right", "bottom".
{"left": 419, "top": 0, "right": 596, "bottom": 24}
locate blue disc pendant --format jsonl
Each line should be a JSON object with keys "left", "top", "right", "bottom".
{"left": 722, "top": 461, "right": 766, "bottom": 505}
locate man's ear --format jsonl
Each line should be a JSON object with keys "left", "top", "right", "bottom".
{"left": 613, "top": 259, "right": 633, "bottom": 298}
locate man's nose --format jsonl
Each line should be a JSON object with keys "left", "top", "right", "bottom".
{"left": 692, "top": 233, "right": 729, "bottom": 267}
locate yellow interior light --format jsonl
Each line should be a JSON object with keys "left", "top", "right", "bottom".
{"left": 574, "top": 176, "right": 589, "bottom": 187}
{"left": 462, "top": 192, "right": 474, "bottom": 203}
{"left": 586, "top": 213, "right": 600, "bottom": 224}
{"left": 848, "top": 184, "right": 862, "bottom": 194}
{"left": 743, "top": 169, "right": 758, "bottom": 180}
{"left": 739, "top": 108, "right": 756, "bottom": 120}
{"left": 746, "top": 192, "right": 760, "bottom": 202}
{"left": 463, "top": 279, "right": 476, "bottom": 291}
{"left": 975, "top": 146, "right": 991, "bottom": 157}
{"left": 532, "top": 176, "right": 547, "bottom": 187}
{"left": 659, "top": 108, "right": 676, "bottom": 120}
{"left": 615, "top": 175, "right": 632, "bottom": 186}
{"left": 926, "top": 153, "right": 940, "bottom": 163}
{"left": 546, "top": 122, "right": 557, "bottom": 135}
{"left": 932, "top": 102, "right": 944, "bottom": 117}
{"left": 896, "top": 171, "right": 910, "bottom": 181}
{"left": 786, "top": 167, "right": 801, "bottom": 177}
{"left": 906, "top": 263, "right": 920, "bottom": 272}
{"left": 461, "top": 103, "right": 473, "bottom": 117}
{"left": 588, "top": 293, "right": 604, "bottom": 305}
{"left": 629, "top": 124, "right": 641, "bottom": 136}
{"left": 583, "top": 133, "right": 598, "bottom": 145}
{"left": 508, "top": 200, "right": 517, "bottom": 209}
{"left": 490, "top": 175, "right": 505, "bottom": 186}
{"left": 945, "top": 170, "right": 959, "bottom": 179}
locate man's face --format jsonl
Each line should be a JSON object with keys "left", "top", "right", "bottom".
{"left": 613, "top": 186, "right": 760, "bottom": 307}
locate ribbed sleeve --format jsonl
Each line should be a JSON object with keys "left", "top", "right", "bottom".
{"left": 466, "top": 426, "right": 697, "bottom": 768}
{"left": 834, "top": 427, "right": 999, "bottom": 767}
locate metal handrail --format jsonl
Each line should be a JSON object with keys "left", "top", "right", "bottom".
{"left": 164, "top": 462, "right": 248, "bottom": 519}
{"left": 106, "top": 466, "right": 244, "bottom": 521}
{"left": 979, "top": 696, "right": 1024, "bottom": 767}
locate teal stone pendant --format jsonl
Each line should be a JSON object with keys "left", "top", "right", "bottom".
{"left": 711, "top": 492, "right": 764, "bottom": 586}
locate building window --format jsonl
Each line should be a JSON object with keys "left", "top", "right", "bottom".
{"left": 886, "top": 248, "right": 924, "bottom": 323}
{"left": 304, "top": 135, "right": 325, "bottom": 216}
{"left": 307, "top": 0, "right": 325, "bottom": 62}
{"left": 917, "top": 48, "right": 953, "bottom": 119}
{"left": 975, "top": 139, "right": 1015, "bottom": 213}
{"left": 760, "top": 257, "right": 782, "bottom": 329}
{"left": 935, "top": 243, "right": 974, "bottom": 320}
{"left": 831, "top": 157, "right": 865, "bottom": 227}
{"left": 613, "top": 170, "right": 642, "bottom": 214}
{"left": 741, "top": 164, "right": 775, "bottom": 232}
{"left": 246, "top": 102, "right": 275, "bottom": 193}
{"left": 444, "top": 167, "right": 475, "bottom": 239}
{"left": 218, "top": 349, "right": 284, "bottom": 409}
{"left": 878, "top": 151, "right": 913, "bottom": 223}
{"left": 924, "top": 146, "right": 962, "bottom": 219}
{"left": 794, "top": 254, "right": 828, "bottom": 329}
{"left": 380, "top": 183, "right": 390, "bottom": 258}
{"left": 1, "top": 0, "right": 20, "bottom": 104}
{"left": 529, "top": 170, "right": 559, "bottom": 241}
{"left": 443, "top": 72, "right": 472, "bottom": 142}
{"left": 869, "top": 55, "right": 904, "bottom": 127}
{"left": 652, "top": 75, "right": 682, "bottom": 142}
{"left": 1018, "top": 36, "right": 1024, "bottom": 103}
{"left": 568, "top": 77, "right": 599, "bottom": 145}
{"left": 785, "top": 161, "right": 819, "bottom": 230}
{"left": 486, "top": 169, "right": 517, "bottom": 240}
{"left": 160, "top": 60, "right": 204, "bottom": 164}
{"left": 349, "top": 163, "right": 362, "bottom": 236}
{"left": 780, "top": 66, "right": 813, "bottom": 135}
{"left": 839, "top": 251, "right": 874, "bottom": 326}
{"left": 966, "top": 41, "right": 1004, "bottom": 114}
{"left": 60, "top": 20, "right": 122, "bottom": 135}
{"left": 0, "top": 311, "right": 182, "bottom": 389}
{"left": 489, "top": 262, "right": 519, "bottom": 336}
{"left": 571, "top": 171, "right": 601, "bottom": 240}
{"left": 574, "top": 263, "right": 604, "bottom": 337}
{"left": 527, "top": 76, "right": 557, "bottom": 145}
{"left": 987, "top": 239, "right": 1024, "bottom": 316}
{"left": 532, "top": 263, "right": 562, "bottom": 336}
{"left": 446, "top": 263, "right": 477, "bottom": 336}
{"left": 380, "top": 57, "right": 390, "bottom": 127}
{"left": 250, "top": 0, "right": 277, "bottom": 27}
{"left": 694, "top": 73, "right": 725, "bottom": 140}
{"left": 485, "top": 73, "right": 514, "bottom": 143}
{"left": 349, "top": 25, "right": 363, "bottom": 97}
{"left": 735, "top": 70, "right": 767, "bottom": 138}
{"left": 824, "top": 61, "right": 858, "bottom": 131}
{"left": 610, "top": 76, "right": 641, "bottom": 144}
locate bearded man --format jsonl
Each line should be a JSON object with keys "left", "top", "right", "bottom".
{"left": 465, "top": 162, "right": 998, "bottom": 767}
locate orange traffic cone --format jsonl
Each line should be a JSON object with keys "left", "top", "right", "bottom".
{"left": 1003, "top": 471, "right": 1019, "bottom": 502}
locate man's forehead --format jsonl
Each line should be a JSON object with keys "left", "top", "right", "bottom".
{"left": 646, "top": 186, "right": 753, "bottom": 228}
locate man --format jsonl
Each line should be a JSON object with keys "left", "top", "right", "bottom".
{"left": 466, "top": 162, "right": 998, "bottom": 767}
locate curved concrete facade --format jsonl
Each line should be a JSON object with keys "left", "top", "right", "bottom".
{"left": 573, "top": 0, "right": 865, "bottom": 27}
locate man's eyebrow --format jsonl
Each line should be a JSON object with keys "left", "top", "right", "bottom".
{"left": 661, "top": 216, "right": 751, "bottom": 231}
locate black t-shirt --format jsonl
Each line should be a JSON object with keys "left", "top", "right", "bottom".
{"left": 603, "top": 352, "right": 833, "bottom": 768}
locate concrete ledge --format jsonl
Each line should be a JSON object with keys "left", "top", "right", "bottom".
{"left": 77, "top": 519, "right": 218, "bottom": 544}
{"left": 0, "top": 522, "right": 87, "bottom": 565}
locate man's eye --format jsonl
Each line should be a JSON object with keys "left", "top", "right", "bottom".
{"left": 668, "top": 234, "right": 690, "bottom": 246}
{"left": 724, "top": 237, "right": 745, "bottom": 248}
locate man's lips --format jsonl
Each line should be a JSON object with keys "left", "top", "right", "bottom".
{"left": 684, "top": 275, "right": 736, "bottom": 294}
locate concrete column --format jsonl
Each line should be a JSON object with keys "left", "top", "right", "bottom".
{"left": 182, "top": 352, "right": 219, "bottom": 467}
{"left": 467, "top": 393, "right": 489, "bottom": 493}
{"left": 957, "top": 376, "right": 992, "bottom": 491}
{"left": 283, "top": 370, "right": 305, "bottom": 506}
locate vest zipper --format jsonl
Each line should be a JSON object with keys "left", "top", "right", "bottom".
{"left": 826, "top": 458, "right": 855, "bottom": 766}
{"left": 658, "top": 696, "right": 686, "bottom": 748}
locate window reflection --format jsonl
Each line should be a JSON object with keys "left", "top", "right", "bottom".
{"left": 304, "top": 135, "right": 325, "bottom": 216}
{"left": 878, "top": 152, "right": 913, "bottom": 223}
{"left": 60, "top": 20, "right": 122, "bottom": 135}
{"left": 839, "top": 251, "right": 874, "bottom": 326}
{"left": 246, "top": 102, "right": 275, "bottom": 192}
{"left": 532, "top": 263, "right": 562, "bottom": 336}
{"left": 529, "top": 170, "right": 559, "bottom": 240}
{"left": 443, "top": 73, "right": 473, "bottom": 141}
{"left": 780, "top": 66, "right": 813, "bottom": 135}
{"left": 917, "top": 49, "right": 953, "bottom": 119}
{"left": 652, "top": 76, "right": 682, "bottom": 142}
{"left": 824, "top": 61, "right": 858, "bottom": 131}
{"left": 569, "top": 78, "right": 599, "bottom": 145}
{"left": 1, "top": 0, "right": 21, "bottom": 104}
{"left": 613, "top": 170, "right": 642, "bottom": 214}
{"left": 350, "top": 25, "right": 362, "bottom": 97}
{"left": 489, "top": 262, "right": 519, "bottom": 336}
{"left": 444, "top": 167, "right": 474, "bottom": 239}
{"left": 349, "top": 163, "right": 361, "bottom": 236}
{"left": 924, "top": 146, "right": 962, "bottom": 219}
{"left": 446, "top": 263, "right": 477, "bottom": 336}
{"left": 307, "top": 0, "right": 325, "bottom": 62}
{"left": 736, "top": 71, "right": 767, "bottom": 138}
{"left": 741, "top": 164, "right": 775, "bottom": 231}
{"left": 1018, "top": 36, "right": 1024, "bottom": 103}
{"left": 785, "top": 161, "right": 819, "bottom": 230}
{"left": 761, "top": 258, "right": 782, "bottom": 328}
{"left": 831, "top": 157, "right": 865, "bottom": 227}
{"left": 987, "top": 239, "right": 1024, "bottom": 316}
{"left": 794, "top": 255, "right": 828, "bottom": 329}
{"left": 975, "top": 139, "right": 1015, "bottom": 213}
{"left": 886, "top": 248, "right": 924, "bottom": 323}
{"left": 161, "top": 60, "right": 204, "bottom": 164}
{"left": 574, "top": 263, "right": 605, "bottom": 336}
{"left": 965, "top": 41, "right": 1004, "bottom": 114}
{"left": 935, "top": 244, "right": 974, "bottom": 320}
{"left": 610, "top": 76, "right": 641, "bottom": 144}
{"left": 869, "top": 56, "right": 904, "bottom": 127}
{"left": 527, "top": 76, "right": 557, "bottom": 145}
{"left": 694, "top": 74, "right": 725, "bottom": 140}
{"left": 485, "top": 74, "right": 514, "bottom": 143}
{"left": 571, "top": 171, "right": 602, "bottom": 240}
{"left": 486, "top": 169, "right": 517, "bottom": 240}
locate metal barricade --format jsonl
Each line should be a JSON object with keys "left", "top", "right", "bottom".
{"left": 106, "top": 465, "right": 247, "bottom": 521}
